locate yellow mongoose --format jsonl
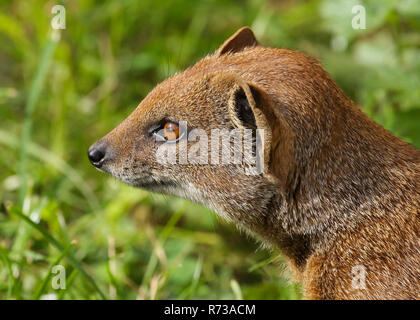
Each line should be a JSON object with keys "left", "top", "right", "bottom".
{"left": 89, "top": 27, "right": 420, "bottom": 299}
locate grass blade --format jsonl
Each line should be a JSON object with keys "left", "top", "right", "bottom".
{"left": 230, "top": 279, "right": 243, "bottom": 300}
{"left": 19, "top": 32, "right": 59, "bottom": 204}
{"left": 57, "top": 269, "right": 79, "bottom": 300}
{"left": 0, "top": 247, "right": 16, "bottom": 299}
{"left": 0, "top": 130, "right": 99, "bottom": 211}
{"left": 8, "top": 205, "right": 107, "bottom": 299}
{"left": 34, "top": 241, "right": 75, "bottom": 300}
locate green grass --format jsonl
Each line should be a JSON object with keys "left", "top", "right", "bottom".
{"left": 0, "top": 0, "right": 419, "bottom": 300}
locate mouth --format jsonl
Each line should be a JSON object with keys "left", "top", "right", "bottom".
{"left": 97, "top": 163, "right": 179, "bottom": 193}
{"left": 126, "top": 176, "right": 177, "bottom": 191}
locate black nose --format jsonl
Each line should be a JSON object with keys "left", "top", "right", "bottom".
{"left": 88, "top": 142, "right": 107, "bottom": 167}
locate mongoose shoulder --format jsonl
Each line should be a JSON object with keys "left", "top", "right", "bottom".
{"left": 89, "top": 27, "right": 420, "bottom": 300}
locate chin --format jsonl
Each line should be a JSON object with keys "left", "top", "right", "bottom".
{"left": 125, "top": 176, "right": 178, "bottom": 195}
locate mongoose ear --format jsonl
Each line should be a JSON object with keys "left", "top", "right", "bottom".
{"left": 224, "top": 76, "right": 292, "bottom": 183}
{"left": 228, "top": 82, "right": 261, "bottom": 131}
{"left": 209, "top": 73, "right": 293, "bottom": 183}
{"left": 227, "top": 78, "right": 271, "bottom": 164}
{"left": 216, "top": 27, "right": 259, "bottom": 56}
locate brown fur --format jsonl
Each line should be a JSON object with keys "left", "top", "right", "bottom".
{"left": 89, "top": 27, "right": 420, "bottom": 299}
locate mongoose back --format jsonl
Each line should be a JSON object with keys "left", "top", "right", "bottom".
{"left": 88, "top": 27, "right": 420, "bottom": 299}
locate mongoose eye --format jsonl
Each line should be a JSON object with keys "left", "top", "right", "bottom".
{"left": 152, "top": 120, "right": 184, "bottom": 143}
{"left": 163, "top": 121, "right": 179, "bottom": 141}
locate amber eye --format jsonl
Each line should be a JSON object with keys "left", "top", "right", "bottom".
{"left": 152, "top": 121, "right": 178, "bottom": 142}
{"left": 163, "top": 122, "right": 179, "bottom": 141}
{"left": 151, "top": 120, "right": 185, "bottom": 143}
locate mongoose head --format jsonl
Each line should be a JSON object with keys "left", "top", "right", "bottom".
{"left": 88, "top": 27, "right": 353, "bottom": 234}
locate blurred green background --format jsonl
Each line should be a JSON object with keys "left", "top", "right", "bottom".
{"left": 0, "top": 0, "right": 419, "bottom": 300}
